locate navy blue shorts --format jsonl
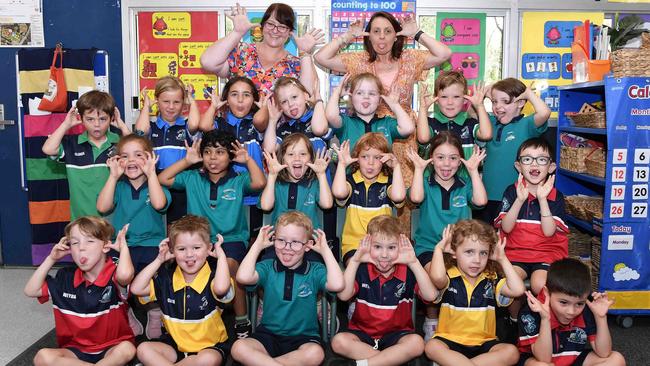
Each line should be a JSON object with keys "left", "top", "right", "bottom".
{"left": 342, "top": 250, "right": 356, "bottom": 265}
{"left": 434, "top": 336, "right": 501, "bottom": 359}
{"left": 417, "top": 251, "right": 433, "bottom": 267}
{"left": 159, "top": 333, "right": 229, "bottom": 361}
{"left": 344, "top": 329, "right": 415, "bottom": 350}
{"left": 518, "top": 350, "right": 590, "bottom": 366}
{"left": 250, "top": 325, "right": 322, "bottom": 358}
{"left": 67, "top": 347, "right": 107, "bottom": 363}
{"left": 511, "top": 262, "right": 550, "bottom": 278}
{"left": 130, "top": 246, "right": 159, "bottom": 274}
{"left": 222, "top": 241, "right": 247, "bottom": 263}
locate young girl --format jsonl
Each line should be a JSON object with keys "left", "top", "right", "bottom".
{"left": 96, "top": 134, "right": 171, "bottom": 340}
{"left": 425, "top": 220, "right": 524, "bottom": 366}
{"left": 263, "top": 76, "right": 331, "bottom": 153}
{"left": 479, "top": 78, "right": 551, "bottom": 224}
{"left": 407, "top": 131, "right": 487, "bottom": 340}
{"left": 134, "top": 76, "right": 199, "bottom": 223}
{"left": 326, "top": 73, "right": 414, "bottom": 150}
{"left": 332, "top": 133, "right": 406, "bottom": 264}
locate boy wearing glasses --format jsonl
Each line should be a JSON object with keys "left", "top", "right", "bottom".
{"left": 495, "top": 137, "right": 568, "bottom": 324}
{"left": 232, "top": 211, "right": 344, "bottom": 366}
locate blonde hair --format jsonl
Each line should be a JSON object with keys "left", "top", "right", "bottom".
{"left": 168, "top": 215, "right": 211, "bottom": 251}
{"left": 65, "top": 216, "right": 114, "bottom": 243}
{"left": 275, "top": 211, "right": 313, "bottom": 239}
{"left": 367, "top": 215, "right": 402, "bottom": 239}
{"left": 444, "top": 219, "right": 499, "bottom": 276}
{"left": 347, "top": 73, "right": 384, "bottom": 115}
{"left": 117, "top": 134, "right": 153, "bottom": 155}
{"left": 154, "top": 76, "right": 186, "bottom": 100}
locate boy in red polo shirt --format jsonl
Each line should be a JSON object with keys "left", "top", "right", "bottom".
{"left": 331, "top": 215, "right": 438, "bottom": 365}
{"left": 518, "top": 258, "right": 625, "bottom": 366}
{"left": 24, "top": 216, "right": 135, "bottom": 365}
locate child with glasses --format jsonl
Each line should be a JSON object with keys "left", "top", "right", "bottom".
{"left": 494, "top": 137, "right": 569, "bottom": 325}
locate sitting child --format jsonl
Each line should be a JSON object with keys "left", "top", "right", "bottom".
{"left": 24, "top": 217, "right": 135, "bottom": 365}
{"left": 518, "top": 258, "right": 625, "bottom": 366}
{"left": 426, "top": 219, "right": 524, "bottom": 366}
{"left": 232, "top": 211, "right": 344, "bottom": 366}
{"left": 131, "top": 215, "right": 234, "bottom": 365}
{"left": 331, "top": 215, "right": 437, "bottom": 365}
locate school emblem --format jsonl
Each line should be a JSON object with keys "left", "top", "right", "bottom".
{"left": 378, "top": 186, "right": 387, "bottom": 200}
{"left": 452, "top": 196, "right": 468, "bottom": 208}
{"left": 460, "top": 126, "right": 470, "bottom": 139}
{"left": 483, "top": 281, "right": 495, "bottom": 299}
{"left": 521, "top": 314, "right": 537, "bottom": 334}
{"left": 501, "top": 197, "right": 511, "bottom": 212}
{"left": 568, "top": 328, "right": 587, "bottom": 344}
{"left": 304, "top": 193, "right": 315, "bottom": 206}
{"left": 297, "top": 283, "right": 313, "bottom": 298}
{"left": 394, "top": 282, "right": 406, "bottom": 298}
{"left": 99, "top": 286, "right": 113, "bottom": 303}
{"left": 505, "top": 132, "right": 516, "bottom": 142}
{"left": 175, "top": 129, "right": 186, "bottom": 141}
{"left": 221, "top": 189, "right": 237, "bottom": 200}
{"left": 199, "top": 296, "right": 208, "bottom": 311}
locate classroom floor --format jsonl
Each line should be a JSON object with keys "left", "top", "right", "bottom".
{"left": 2, "top": 266, "right": 649, "bottom": 365}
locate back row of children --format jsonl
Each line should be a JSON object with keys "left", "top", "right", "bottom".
{"left": 32, "top": 68, "right": 625, "bottom": 365}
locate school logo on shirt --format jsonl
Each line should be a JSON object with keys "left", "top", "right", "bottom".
{"left": 568, "top": 328, "right": 588, "bottom": 344}
{"left": 297, "top": 283, "right": 313, "bottom": 297}
{"left": 501, "top": 197, "right": 511, "bottom": 212}
{"left": 378, "top": 186, "right": 387, "bottom": 200}
{"left": 199, "top": 296, "right": 208, "bottom": 310}
{"left": 175, "top": 129, "right": 186, "bottom": 141}
{"left": 304, "top": 193, "right": 315, "bottom": 206}
{"left": 221, "top": 189, "right": 237, "bottom": 200}
{"left": 74, "top": 151, "right": 85, "bottom": 157}
{"left": 483, "top": 281, "right": 495, "bottom": 300}
{"left": 452, "top": 196, "right": 468, "bottom": 208}
{"left": 99, "top": 286, "right": 113, "bottom": 303}
{"left": 394, "top": 282, "right": 406, "bottom": 298}
{"left": 461, "top": 126, "right": 470, "bottom": 139}
{"left": 447, "top": 286, "right": 458, "bottom": 294}
{"left": 505, "top": 131, "right": 516, "bottom": 142}
{"left": 521, "top": 313, "right": 537, "bottom": 334}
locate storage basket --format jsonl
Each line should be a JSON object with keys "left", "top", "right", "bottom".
{"left": 565, "top": 195, "right": 604, "bottom": 221}
{"left": 611, "top": 32, "right": 650, "bottom": 78}
{"left": 569, "top": 231, "right": 592, "bottom": 257}
{"left": 591, "top": 237, "right": 601, "bottom": 291}
{"left": 585, "top": 149, "right": 607, "bottom": 178}
{"left": 560, "top": 146, "right": 602, "bottom": 173}
{"left": 566, "top": 111, "right": 607, "bottom": 128}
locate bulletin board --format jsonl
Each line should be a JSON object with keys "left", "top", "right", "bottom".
{"left": 435, "top": 12, "right": 486, "bottom": 83}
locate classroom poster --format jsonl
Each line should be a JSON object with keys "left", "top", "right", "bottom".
{"left": 520, "top": 12, "right": 604, "bottom": 117}
{"left": 137, "top": 11, "right": 219, "bottom": 114}
{"left": 435, "top": 12, "right": 486, "bottom": 83}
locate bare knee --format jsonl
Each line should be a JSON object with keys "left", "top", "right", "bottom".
{"left": 607, "top": 351, "right": 626, "bottom": 366}
{"left": 424, "top": 339, "right": 447, "bottom": 359}
{"left": 400, "top": 334, "right": 424, "bottom": 358}
{"left": 33, "top": 349, "right": 56, "bottom": 366}
{"left": 493, "top": 343, "right": 519, "bottom": 364}
{"left": 193, "top": 350, "right": 223, "bottom": 366}
{"left": 301, "top": 344, "right": 324, "bottom": 366}
{"left": 331, "top": 333, "right": 353, "bottom": 355}
{"left": 530, "top": 270, "right": 547, "bottom": 294}
{"left": 231, "top": 339, "right": 251, "bottom": 361}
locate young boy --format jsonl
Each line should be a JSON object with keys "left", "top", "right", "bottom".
{"left": 42, "top": 90, "right": 130, "bottom": 219}
{"left": 231, "top": 211, "right": 344, "bottom": 366}
{"left": 331, "top": 215, "right": 437, "bottom": 365}
{"left": 131, "top": 215, "right": 234, "bottom": 365}
{"left": 495, "top": 137, "right": 569, "bottom": 322}
{"left": 24, "top": 217, "right": 135, "bottom": 365}
{"left": 518, "top": 258, "right": 626, "bottom": 366}
{"left": 158, "top": 129, "right": 266, "bottom": 338}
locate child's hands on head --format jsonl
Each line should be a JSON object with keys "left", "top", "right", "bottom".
{"left": 253, "top": 225, "right": 275, "bottom": 250}
{"left": 106, "top": 156, "right": 125, "bottom": 179}
{"left": 157, "top": 238, "right": 176, "bottom": 262}
{"left": 184, "top": 139, "right": 203, "bottom": 165}
{"left": 489, "top": 236, "right": 507, "bottom": 263}
{"left": 267, "top": 96, "right": 283, "bottom": 123}
{"left": 333, "top": 140, "right": 357, "bottom": 167}
{"left": 336, "top": 73, "right": 351, "bottom": 96}
{"left": 460, "top": 145, "right": 486, "bottom": 172}
{"left": 393, "top": 234, "right": 417, "bottom": 265}
{"left": 379, "top": 152, "right": 399, "bottom": 169}
{"left": 381, "top": 84, "right": 401, "bottom": 108}
{"left": 307, "top": 148, "right": 331, "bottom": 175}
{"left": 306, "top": 229, "right": 329, "bottom": 255}
{"left": 185, "top": 84, "right": 195, "bottom": 104}
{"left": 139, "top": 151, "right": 159, "bottom": 178}
{"left": 535, "top": 174, "right": 555, "bottom": 200}
{"left": 437, "top": 224, "right": 455, "bottom": 254}
{"left": 586, "top": 292, "right": 614, "bottom": 318}
{"left": 514, "top": 86, "right": 534, "bottom": 103}
{"left": 208, "top": 234, "right": 226, "bottom": 259}
{"left": 49, "top": 236, "right": 71, "bottom": 261}
{"left": 263, "top": 150, "right": 287, "bottom": 175}
{"left": 352, "top": 234, "right": 375, "bottom": 265}
{"left": 464, "top": 81, "right": 489, "bottom": 108}
{"left": 526, "top": 288, "right": 551, "bottom": 319}
{"left": 418, "top": 82, "right": 437, "bottom": 111}
{"left": 141, "top": 87, "right": 153, "bottom": 109}
{"left": 104, "top": 224, "right": 130, "bottom": 253}
{"left": 64, "top": 105, "right": 82, "bottom": 128}
{"left": 230, "top": 140, "right": 250, "bottom": 164}
{"left": 209, "top": 90, "right": 227, "bottom": 111}
{"left": 111, "top": 107, "right": 127, "bottom": 130}
{"left": 406, "top": 147, "right": 432, "bottom": 171}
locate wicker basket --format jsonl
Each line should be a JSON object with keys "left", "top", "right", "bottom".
{"left": 585, "top": 149, "right": 607, "bottom": 178}
{"left": 566, "top": 195, "right": 604, "bottom": 221}
{"left": 560, "top": 146, "right": 602, "bottom": 173}
{"left": 591, "top": 237, "right": 601, "bottom": 291}
{"left": 569, "top": 231, "right": 593, "bottom": 257}
{"left": 566, "top": 111, "right": 607, "bottom": 128}
{"left": 611, "top": 32, "right": 650, "bottom": 78}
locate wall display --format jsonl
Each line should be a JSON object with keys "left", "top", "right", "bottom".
{"left": 0, "top": 0, "right": 44, "bottom": 47}
{"left": 435, "top": 12, "right": 486, "bottom": 83}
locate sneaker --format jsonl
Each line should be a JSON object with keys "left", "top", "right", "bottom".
{"left": 127, "top": 307, "right": 143, "bottom": 336}
{"left": 423, "top": 319, "right": 438, "bottom": 340}
{"left": 235, "top": 320, "right": 252, "bottom": 339}
{"left": 145, "top": 308, "right": 163, "bottom": 340}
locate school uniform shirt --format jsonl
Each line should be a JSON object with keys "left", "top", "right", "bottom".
{"left": 108, "top": 179, "right": 171, "bottom": 246}
{"left": 427, "top": 110, "right": 480, "bottom": 159}
{"left": 339, "top": 171, "right": 399, "bottom": 257}
{"left": 349, "top": 263, "right": 420, "bottom": 338}
{"left": 483, "top": 114, "right": 548, "bottom": 201}
{"left": 275, "top": 107, "right": 334, "bottom": 153}
{"left": 147, "top": 116, "right": 195, "bottom": 171}
{"left": 147, "top": 257, "right": 234, "bottom": 353}
{"left": 518, "top": 291, "right": 597, "bottom": 366}
{"left": 38, "top": 258, "right": 134, "bottom": 353}
{"left": 171, "top": 169, "right": 253, "bottom": 243}
{"left": 55, "top": 130, "right": 119, "bottom": 220}
{"left": 435, "top": 266, "right": 512, "bottom": 346}
{"left": 268, "top": 179, "right": 323, "bottom": 229}
{"left": 334, "top": 114, "right": 404, "bottom": 149}
{"left": 213, "top": 112, "right": 263, "bottom": 205}
{"left": 494, "top": 183, "right": 569, "bottom": 264}
{"left": 251, "top": 259, "right": 327, "bottom": 337}
{"left": 413, "top": 173, "right": 474, "bottom": 257}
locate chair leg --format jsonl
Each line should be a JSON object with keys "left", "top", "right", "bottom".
{"left": 248, "top": 291, "right": 258, "bottom": 332}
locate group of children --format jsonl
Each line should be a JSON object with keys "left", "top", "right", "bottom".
{"left": 24, "top": 68, "right": 626, "bottom": 366}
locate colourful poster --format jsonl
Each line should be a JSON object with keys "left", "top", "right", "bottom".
{"left": 151, "top": 12, "right": 192, "bottom": 39}
{"left": 435, "top": 13, "right": 486, "bottom": 83}
{"left": 520, "top": 12, "right": 604, "bottom": 117}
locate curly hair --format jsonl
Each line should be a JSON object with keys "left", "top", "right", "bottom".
{"left": 350, "top": 132, "right": 392, "bottom": 176}
{"left": 443, "top": 219, "right": 500, "bottom": 278}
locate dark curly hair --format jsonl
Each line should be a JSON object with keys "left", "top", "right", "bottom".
{"left": 200, "top": 130, "right": 236, "bottom": 160}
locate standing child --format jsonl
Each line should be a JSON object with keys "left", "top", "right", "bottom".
{"left": 131, "top": 215, "right": 234, "bottom": 366}
{"left": 425, "top": 220, "right": 524, "bottom": 366}
{"left": 518, "top": 258, "right": 625, "bottom": 366}
{"left": 407, "top": 131, "right": 487, "bottom": 339}
{"left": 42, "top": 91, "right": 130, "bottom": 219}
{"left": 326, "top": 73, "right": 415, "bottom": 150}
{"left": 232, "top": 211, "right": 344, "bottom": 366}
{"left": 331, "top": 215, "right": 437, "bottom": 365}
{"left": 478, "top": 78, "right": 551, "bottom": 224}
{"left": 134, "top": 76, "right": 200, "bottom": 223}
{"left": 24, "top": 217, "right": 136, "bottom": 366}
{"left": 332, "top": 133, "right": 406, "bottom": 264}
{"left": 158, "top": 129, "right": 266, "bottom": 339}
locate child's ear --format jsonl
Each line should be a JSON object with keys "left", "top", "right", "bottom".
{"left": 515, "top": 99, "right": 526, "bottom": 110}
{"left": 549, "top": 161, "right": 557, "bottom": 174}
{"left": 304, "top": 239, "right": 314, "bottom": 252}
{"left": 514, "top": 160, "right": 522, "bottom": 173}
{"left": 102, "top": 242, "right": 111, "bottom": 254}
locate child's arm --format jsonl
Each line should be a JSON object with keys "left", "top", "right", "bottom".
{"left": 308, "top": 229, "right": 344, "bottom": 292}
{"left": 406, "top": 147, "right": 431, "bottom": 204}
{"left": 429, "top": 225, "right": 453, "bottom": 289}
{"left": 461, "top": 146, "right": 488, "bottom": 207}
{"left": 382, "top": 85, "right": 415, "bottom": 138}
{"left": 516, "top": 87, "right": 551, "bottom": 127}
{"left": 325, "top": 74, "right": 349, "bottom": 129}
{"left": 96, "top": 156, "right": 124, "bottom": 214}
{"left": 253, "top": 102, "right": 269, "bottom": 133}
{"left": 208, "top": 235, "right": 232, "bottom": 297}
{"left": 309, "top": 76, "right": 329, "bottom": 137}
{"left": 587, "top": 292, "right": 615, "bottom": 358}
{"left": 383, "top": 153, "right": 406, "bottom": 203}
{"left": 134, "top": 89, "right": 153, "bottom": 135}
{"left": 416, "top": 83, "right": 436, "bottom": 144}
{"left": 186, "top": 87, "right": 200, "bottom": 134}
{"left": 259, "top": 151, "right": 286, "bottom": 211}
{"left": 142, "top": 152, "right": 167, "bottom": 210}
{"left": 231, "top": 141, "right": 266, "bottom": 191}
{"left": 339, "top": 235, "right": 373, "bottom": 301}
{"left": 104, "top": 224, "right": 135, "bottom": 286}
{"left": 331, "top": 140, "right": 355, "bottom": 200}
{"left": 491, "top": 237, "right": 525, "bottom": 297}
{"left": 465, "top": 82, "right": 492, "bottom": 141}
{"left": 112, "top": 107, "right": 132, "bottom": 136}
{"left": 308, "top": 148, "right": 333, "bottom": 210}
{"left": 536, "top": 175, "right": 558, "bottom": 237}
{"left": 42, "top": 106, "right": 79, "bottom": 156}
{"left": 500, "top": 176, "right": 528, "bottom": 233}
{"left": 198, "top": 91, "right": 225, "bottom": 132}
{"left": 24, "top": 237, "right": 70, "bottom": 297}
{"left": 237, "top": 225, "right": 274, "bottom": 285}
{"left": 130, "top": 238, "right": 175, "bottom": 296}
{"left": 158, "top": 140, "right": 202, "bottom": 187}
{"left": 526, "top": 289, "right": 553, "bottom": 362}
{"left": 262, "top": 96, "right": 282, "bottom": 153}
{"left": 395, "top": 234, "right": 438, "bottom": 302}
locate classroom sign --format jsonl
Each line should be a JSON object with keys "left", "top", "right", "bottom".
{"left": 435, "top": 13, "right": 486, "bottom": 83}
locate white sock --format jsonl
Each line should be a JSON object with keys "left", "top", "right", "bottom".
{"left": 356, "top": 360, "right": 369, "bottom": 366}
{"left": 424, "top": 317, "right": 438, "bottom": 324}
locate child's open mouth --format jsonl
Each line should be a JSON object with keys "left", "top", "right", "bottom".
{"left": 362, "top": 102, "right": 370, "bottom": 109}
{"left": 290, "top": 108, "right": 300, "bottom": 117}
{"left": 291, "top": 164, "right": 304, "bottom": 178}
{"left": 79, "top": 257, "right": 87, "bottom": 265}
{"left": 529, "top": 169, "right": 540, "bottom": 178}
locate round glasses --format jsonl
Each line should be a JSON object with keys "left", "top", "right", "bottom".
{"left": 264, "top": 22, "right": 290, "bottom": 33}
{"left": 519, "top": 156, "right": 551, "bottom": 166}
{"left": 273, "top": 237, "right": 306, "bottom": 251}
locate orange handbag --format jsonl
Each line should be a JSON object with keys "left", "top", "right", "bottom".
{"left": 38, "top": 45, "right": 68, "bottom": 112}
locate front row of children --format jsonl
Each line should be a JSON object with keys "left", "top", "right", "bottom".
{"left": 26, "top": 212, "right": 625, "bottom": 366}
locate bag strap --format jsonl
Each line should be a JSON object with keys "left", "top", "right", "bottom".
{"left": 51, "top": 44, "right": 63, "bottom": 68}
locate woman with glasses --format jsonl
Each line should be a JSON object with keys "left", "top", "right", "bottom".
{"left": 201, "top": 3, "right": 323, "bottom": 98}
